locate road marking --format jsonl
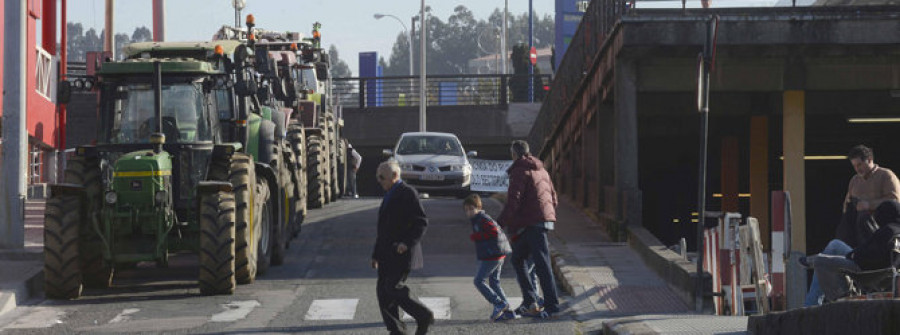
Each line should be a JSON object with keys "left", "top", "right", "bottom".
{"left": 402, "top": 297, "right": 451, "bottom": 321}
{"left": 108, "top": 308, "right": 140, "bottom": 324}
{"left": 304, "top": 299, "right": 359, "bottom": 320}
{"left": 210, "top": 301, "right": 261, "bottom": 322}
{"left": 2, "top": 307, "right": 64, "bottom": 329}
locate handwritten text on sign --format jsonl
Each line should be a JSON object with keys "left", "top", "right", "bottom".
{"left": 469, "top": 159, "right": 513, "bottom": 193}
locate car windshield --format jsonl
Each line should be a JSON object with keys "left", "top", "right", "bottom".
{"left": 396, "top": 136, "right": 463, "bottom": 156}
{"left": 106, "top": 81, "right": 210, "bottom": 144}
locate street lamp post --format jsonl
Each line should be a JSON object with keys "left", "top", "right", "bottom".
{"left": 232, "top": 0, "right": 246, "bottom": 28}
{"left": 373, "top": 13, "right": 413, "bottom": 77}
{"left": 419, "top": 0, "right": 426, "bottom": 131}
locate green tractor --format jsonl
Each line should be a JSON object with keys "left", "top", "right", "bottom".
{"left": 44, "top": 40, "right": 299, "bottom": 299}
{"left": 294, "top": 23, "right": 347, "bottom": 208}
{"left": 232, "top": 20, "right": 347, "bottom": 209}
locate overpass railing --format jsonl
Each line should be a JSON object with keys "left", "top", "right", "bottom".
{"left": 333, "top": 74, "right": 552, "bottom": 109}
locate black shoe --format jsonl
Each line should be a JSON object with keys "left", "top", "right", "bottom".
{"left": 415, "top": 314, "right": 434, "bottom": 335}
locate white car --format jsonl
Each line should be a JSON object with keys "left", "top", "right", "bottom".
{"left": 383, "top": 132, "right": 477, "bottom": 196}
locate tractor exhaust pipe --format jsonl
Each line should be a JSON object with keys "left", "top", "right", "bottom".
{"left": 151, "top": 61, "right": 165, "bottom": 152}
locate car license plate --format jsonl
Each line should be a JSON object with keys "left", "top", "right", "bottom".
{"left": 421, "top": 174, "right": 444, "bottom": 181}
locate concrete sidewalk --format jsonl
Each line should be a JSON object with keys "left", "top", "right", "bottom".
{"left": 0, "top": 199, "right": 45, "bottom": 318}
{"left": 543, "top": 198, "right": 748, "bottom": 335}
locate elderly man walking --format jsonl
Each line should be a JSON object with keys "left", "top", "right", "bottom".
{"left": 498, "top": 140, "right": 562, "bottom": 318}
{"left": 371, "top": 160, "right": 434, "bottom": 335}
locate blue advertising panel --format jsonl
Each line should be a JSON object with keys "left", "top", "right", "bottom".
{"left": 555, "top": 0, "right": 588, "bottom": 70}
{"left": 359, "top": 52, "right": 378, "bottom": 107}
{"left": 439, "top": 82, "right": 458, "bottom": 106}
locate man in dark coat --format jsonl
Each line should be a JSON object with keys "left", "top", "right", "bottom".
{"left": 371, "top": 160, "right": 434, "bottom": 335}
{"left": 498, "top": 140, "right": 562, "bottom": 317}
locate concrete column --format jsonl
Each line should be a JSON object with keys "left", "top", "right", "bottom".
{"left": 783, "top": 90, "right": 807, "bottom": 309}
{"left": 152, "top": 0, "right": 165, "bottom": 42}
{"left": 104, "top": 0, "right": 114, "bottom": 59}
{"left": 614, "top": 59, "right": 641, "bottom": 227}
{"left": 1, "top": 0, "right": 28, "bottom": 249}
{"left": 750, "top": 116, "right": 770, "bottom": 250}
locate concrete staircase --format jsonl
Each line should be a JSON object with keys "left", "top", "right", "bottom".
{"left": 24, "top": 199, "right": 45, "bottom": 251}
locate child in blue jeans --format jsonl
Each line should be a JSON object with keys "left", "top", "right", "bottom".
{"left": 465, "top": 194, "right": 515, "bottom": 321}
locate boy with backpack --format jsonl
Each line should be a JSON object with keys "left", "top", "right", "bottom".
{"left": 464, "top": 194, "right": 516, "bottom": 321}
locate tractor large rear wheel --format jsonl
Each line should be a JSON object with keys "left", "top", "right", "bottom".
{"left": 209, "top": 153, "right": 257, "bottom": 284}
{"left": 198, "top": 191, "right": 236, "bottom": 296}
{"left": 44, "top": 194, "right": 83, "bottom": 300}
{"left": 307, "top": 136, "right": 326, "bottom": 209}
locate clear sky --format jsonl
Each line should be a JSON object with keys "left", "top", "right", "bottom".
{"left": 65, "top": 0, "right": 791, "bottom": 75}
{"left": 66, "top": 0, "right": 556, "bottom": 76}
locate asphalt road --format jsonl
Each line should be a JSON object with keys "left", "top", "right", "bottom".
{"left": 0, "top": 197, "right": 578, "bottom": 334}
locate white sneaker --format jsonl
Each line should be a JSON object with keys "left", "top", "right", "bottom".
{"left": 353, "top": 194, "right": 359, "bottom": 199}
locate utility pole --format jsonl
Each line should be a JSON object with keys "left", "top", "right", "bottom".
{"left": 1, "top": 0, "right": 28, "bottom": 249}
{"left": 695, "top": 15, "right": 718, "bottom": 313}
{"left": 528, "top": 0, "right": 534, "bottom": 103}
{"left": 501, "top": 0, "right": 508, "bottom": 75}
{"left": 104, "top": 0, "right": 115, "bottom": 59}
{"left": 419, "top": 0, "right": 426, "bottom": 132}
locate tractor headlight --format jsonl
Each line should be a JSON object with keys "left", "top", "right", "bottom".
{"left": 155, "top": 191, "right": 167, "bottom": 204}
{"left": 105, "top": 191, "right": 118, "bottom": 204}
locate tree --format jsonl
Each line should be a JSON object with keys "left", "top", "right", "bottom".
{"left": 381, "top": 6, "right": 555, "bottom": 76}
{"left": 131, "top": 27, "right": 153, "bottom": 43}
{"left": 327, "top": 45, "right": 352, "bottom": 78}
{"left": 66, "top": 23, "right": 153, "bottom": 62}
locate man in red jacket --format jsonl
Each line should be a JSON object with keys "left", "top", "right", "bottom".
{"left": 498, "top": 140, "right": 561, "bottom": 318}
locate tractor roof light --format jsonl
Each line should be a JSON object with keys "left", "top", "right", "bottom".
{"left": 246, "top": 14, "right": 255, "bottom": 27}
{"left": 290, "top": 43, "right": 298, "bottom": 51}
{"left": 214, "top": 44, "right": 225, "bottom": 56}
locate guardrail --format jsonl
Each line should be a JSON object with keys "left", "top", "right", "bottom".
{"left": 333, "top": 74, "right": 553, "bottom": 108}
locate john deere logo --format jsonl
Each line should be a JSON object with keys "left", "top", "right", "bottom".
{"left": 131, "top": 180, "right": 143, "bottom": 191}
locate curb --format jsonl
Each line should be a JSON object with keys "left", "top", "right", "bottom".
{"left": 0, "top": 264, "right": 44, "bottom": 318}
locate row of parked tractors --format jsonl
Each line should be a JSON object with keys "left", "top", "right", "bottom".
{"left": 44, "top": 16, "right": 348, "bottom": 298}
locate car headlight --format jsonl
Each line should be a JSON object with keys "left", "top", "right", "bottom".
{"left": 105, "top": 191, "right": 118, "bottom": 204}
{"left": 400, "top": 163, "right": 414, "bottom": 171}
{"left": 449, "top": 164, "right": 468, "bottom": 172}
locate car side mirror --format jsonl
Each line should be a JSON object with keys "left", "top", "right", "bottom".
{"left": 466, "top": 151, "right": 478, "bottom": 158}
{"left": 382, "top": 149, "right": 393, "bottom": 157}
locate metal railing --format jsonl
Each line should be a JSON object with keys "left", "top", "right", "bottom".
{"left": 333, "top": 74, "right": 552, "bottom": 109}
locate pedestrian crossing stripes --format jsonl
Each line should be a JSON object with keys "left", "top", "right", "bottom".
{"left": 401, "top": 297, "right": 451, "bottom": 321}
{"left": 304, "top": 299, "right": 359, "bottom": 320}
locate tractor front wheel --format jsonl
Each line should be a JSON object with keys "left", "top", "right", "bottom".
{"left": 255, "top": 177, "right": 275, "bottom": 275}
{"left": 44, "top": 194, "right": 83, "bottom": 300}
{"left": 198, "top": 191, "right": 237, "bottom": 296}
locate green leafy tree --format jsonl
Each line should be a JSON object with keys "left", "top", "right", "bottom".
{"left": 382, "top": 6, "right": 555, "bottom": 76}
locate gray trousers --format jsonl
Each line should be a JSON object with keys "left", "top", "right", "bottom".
{"left": 809, "top": 254, "right": 861, "bottom": 302}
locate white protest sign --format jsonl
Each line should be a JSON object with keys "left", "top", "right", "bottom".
{"left": 469, "top": 159, "right": 513, "bottom": 193}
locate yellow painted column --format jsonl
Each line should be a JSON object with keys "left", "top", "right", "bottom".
{"left": 783, "top": 90, "right": 806, "bottom": 309}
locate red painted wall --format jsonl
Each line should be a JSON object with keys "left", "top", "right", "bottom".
{"left": 25, "top": 0, "right": 58, "bottom": 149}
